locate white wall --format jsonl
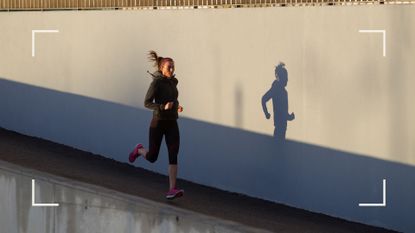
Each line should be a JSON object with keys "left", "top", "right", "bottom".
{"left": 0, "top": 6, "right": 414, "bottom": 232}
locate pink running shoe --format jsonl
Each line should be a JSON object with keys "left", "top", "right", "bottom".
{"left": 166, "top": 188, "right": 184, "bottom": 200}
{"left": 128, "top": 144, "right": 143, "bottom": 163}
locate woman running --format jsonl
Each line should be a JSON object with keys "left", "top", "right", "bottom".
{"left": 129, "top": 50, "right": 184, "bottom": 200}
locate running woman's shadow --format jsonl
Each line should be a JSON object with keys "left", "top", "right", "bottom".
{"left": 261, "top": 62, "right": 295, "bottom": 144}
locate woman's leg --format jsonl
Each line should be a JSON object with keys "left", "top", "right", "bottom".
{"left": 165, "top": 120, "right": 180, "bottom": 189}
{"left": 142, "top": 118, "right": 164, "bottom": 163}
{"left": 168, "top": 165, "right": 178, "bottom": 190}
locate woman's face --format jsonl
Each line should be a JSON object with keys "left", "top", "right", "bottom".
{"left": 160, "top": 60, "right": 175, "bottom": 78}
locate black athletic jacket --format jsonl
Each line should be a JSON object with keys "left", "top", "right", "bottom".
{"left": 144, "top": 71, "right": 179, "bottom": 120}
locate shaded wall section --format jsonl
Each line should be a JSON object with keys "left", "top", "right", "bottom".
{"left": 0, "top": 5, "right": 415, "bottom": 232}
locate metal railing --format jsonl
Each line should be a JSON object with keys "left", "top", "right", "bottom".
{"left": 0, "top": 0, "right": 414, "bottom": 10}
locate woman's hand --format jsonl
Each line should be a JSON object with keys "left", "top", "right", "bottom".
{"left": 164, "top": 102, "right": 174, "bottom": 110}
{"left": 288, "top": 112, "right": 295, "bottom": 121}
{"left": 178, "top": 105, "right": 183, "bottom": 113}
{"left": 264, "top": 112, "right": 271, "bottom": 119}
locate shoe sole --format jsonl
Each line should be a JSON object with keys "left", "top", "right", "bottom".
{"left": 128, "top": 152, "right": 137, "bottom": 163}
{"left": 128, "top": 144, "right": 143, "bottom": 163}
{"left": 166, "top": 191, "right": 184, "bottom": 200}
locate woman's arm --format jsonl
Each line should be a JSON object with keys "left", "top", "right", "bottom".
{"left": 172, "top": 77, "right": 182, "bottom": 112}
{"left": 144, "top": 80, "right": 164, "bottom": 111}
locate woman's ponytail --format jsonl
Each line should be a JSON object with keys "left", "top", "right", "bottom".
{"left": 148, "top": 50, "right": 164, "bottom": 70}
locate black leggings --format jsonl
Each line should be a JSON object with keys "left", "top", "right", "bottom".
{"left": 146, "top": 118, "right": 180, "bottom": 165}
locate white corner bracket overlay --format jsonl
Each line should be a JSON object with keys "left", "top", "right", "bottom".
{"left": 358, "top": 179, "right": 387, "bottom": 207}
{"left": 32, "top": 179, "right": 59, "bottom": 207}
{"left": 31, "top": 30, "right": 59, "bottom": 57}
{"left": 358, "top": 30, "right": 386, "bottom": 57}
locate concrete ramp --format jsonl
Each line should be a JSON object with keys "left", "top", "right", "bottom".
{"left": 0, "top": 160, "right": 269, "bottom": 233}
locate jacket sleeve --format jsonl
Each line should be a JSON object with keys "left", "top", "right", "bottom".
{"left": 144, "top": 80, "right": 164, "bottom": 111}
{"left": 173, "top": 78, "right": 179, "bottom": 109}
{"left": 173, "top": 100, "right": 179, "bottom": 110}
